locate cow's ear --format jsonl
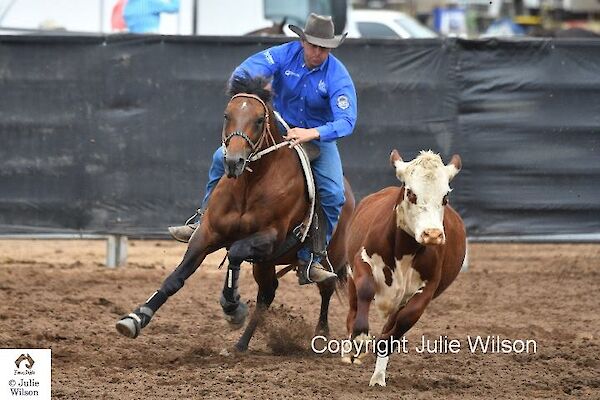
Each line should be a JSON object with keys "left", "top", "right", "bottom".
{"left": 446, "top": 154, "right": 462, "bottom": 181}
{"left": 390, "top": 149, "right": 402, "bottom": 166}
{"left": 390, "top": 149, "right": 407, "bottom": 181}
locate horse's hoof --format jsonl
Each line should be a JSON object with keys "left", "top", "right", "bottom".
{"left": 115, "top": 315, "right": 141, "bottom": 338}
{"left": 234, "top": 342, "right": 248, "bottom": 352}
{"left": 223, "top": 302, "right": 249, "bottom": 329}
{"left": 314, "top": 326, "right": 329, "bottom": 338}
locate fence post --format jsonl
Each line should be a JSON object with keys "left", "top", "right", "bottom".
{"left": 106, "top": 235, "right": 128, "bottom": 268}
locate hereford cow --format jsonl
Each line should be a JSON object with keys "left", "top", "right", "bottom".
{"left": 345, "top": 149, "right": 466, "bottom": 386}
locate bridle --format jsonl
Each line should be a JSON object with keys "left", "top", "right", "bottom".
{"left": 222, "top": 93, "right": 277, "bottom": 162}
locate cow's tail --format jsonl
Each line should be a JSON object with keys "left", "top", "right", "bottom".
{"left": 333, "top": 262, "right": 349, "bottom": 303}
{"left": 275, "top": 262, "right": 348, "bottom": 302}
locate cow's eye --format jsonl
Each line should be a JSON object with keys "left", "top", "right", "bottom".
{"left": 406, "top": 189, "right": 417, "bottom": 204}
{"left": 442, "top": 194, "right": 448, "bottom": 206}
{"left": 224, "top": 114, "right": 230, "bottom": 121}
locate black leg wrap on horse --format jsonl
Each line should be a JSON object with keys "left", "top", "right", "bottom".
{"left": 145, "top": 290, "right": 168, "bottom": 313}
{"left": 220, "top": 265, "right": 248, "bottom": 326}
{"left": 116, "top": 290, "right": 167, "bottom": 339}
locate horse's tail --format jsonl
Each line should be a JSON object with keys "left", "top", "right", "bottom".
{"left": 276, "top": 264, "right": 295, "bottom": 279}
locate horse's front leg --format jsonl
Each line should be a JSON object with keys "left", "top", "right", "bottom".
{"left": 116, "top": 226, "right": 221, "bottom": 338}
{"left": 235, "top": 262, "right": 277, "bottom": 352}
{"left": 219, "top": 229, "right": 277, "bottom": 328}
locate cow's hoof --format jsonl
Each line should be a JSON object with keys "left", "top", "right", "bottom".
{"left": 369, "top": 372, "right": 386, "bottom": 387}
{"left": 341, "top": 355, "right": 363, "bottom": 365}
{"left": 116, "top": 315, "right": 140, "bottom": 339}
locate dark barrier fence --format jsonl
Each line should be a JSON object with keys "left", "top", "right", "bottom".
{"left": 1, "top": 35, "right": 599, "bottom": 238}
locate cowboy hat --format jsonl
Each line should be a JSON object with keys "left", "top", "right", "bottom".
{"left": 289, "top": 13, "right": 347, "bottom": 49}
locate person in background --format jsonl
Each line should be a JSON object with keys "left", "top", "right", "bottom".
{"left": 111, "top": 0, "right": 128, "bottom": 32}
{"left": 123, "top": 0, "right": 180, "bottom": 33}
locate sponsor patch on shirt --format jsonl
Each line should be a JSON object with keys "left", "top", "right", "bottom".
{"left": 318, "top": 79, "right": 327, "bottom": 94}
{"left": 264, "top": 50, "right": 275, "bottom": 65}
{"left": 284, "top": 69, "right": 300, "bottom": 77}
{"left": 336, "top": 95, "right": 350, "bottom": 110}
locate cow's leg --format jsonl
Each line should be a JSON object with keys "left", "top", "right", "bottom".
{"left": 369, "top": 282, "right": 437, "bottom": 387}
{"left": 116, "top": 226, "right": 220, "bottom": 338}
{"left": 345, "top": 274, "right": 358, "bottom": 336}
{"left": 344, "top": 255, "right": 376, "bottom": 364}
{"left": 235, "top": 263, "right": 278, "bottom": 352}
{"left": 220, "top": 230, "right": 278, "bottom": 328}
{"left": 351, "top": 256, "right": 376, "bottom": 338}
{"left": 342, "top": 274, "right": 359, "bottom": 364}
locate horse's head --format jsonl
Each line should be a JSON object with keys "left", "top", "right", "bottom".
{"left": 222, "top": 75, "right": 274, "bottom": 178}
{"left": 390, "top": 149, "right": 461, "bottom": 245}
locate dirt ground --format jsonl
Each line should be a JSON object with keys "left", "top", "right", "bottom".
{"left": 0, "top": 239, "right": 598, "bottom": 399}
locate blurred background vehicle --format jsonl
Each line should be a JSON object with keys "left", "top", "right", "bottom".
{"left": 0, "top": 0, "right": 348, "bottom": 36}
{"left": 0, "top": 0, "right": 598, "bottom": 38}
{"left": 347, "top": 9, "right": 438, "bottom": 38}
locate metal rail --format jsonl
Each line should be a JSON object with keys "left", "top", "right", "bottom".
{"left": 468, "top": 234, "right": 600, "bottom": 243}
{"left": 1, "top": 233, "right": 598, "bottom": 270}
{"left": 0, "top": 234, "right": 128, "bottom": 268}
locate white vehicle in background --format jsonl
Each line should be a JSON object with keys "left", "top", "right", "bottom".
{"left": 0, "top": 0, "right": 348, "bottom": 36}
{"left": 347, "top": 9, "right": 438, "bottom": 39}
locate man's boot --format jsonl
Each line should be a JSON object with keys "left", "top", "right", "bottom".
{"left": 168, "top": 209, "right": 203, "bottom": 243}
{"left": 297, "top": 255, "right": 337, "bottom": 285}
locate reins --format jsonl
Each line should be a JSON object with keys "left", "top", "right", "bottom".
{"left": 222, "top": 93, "right": 290, "bottom": 165}
{"left": 221, "top": 93, "right": 316, "bottom": 244}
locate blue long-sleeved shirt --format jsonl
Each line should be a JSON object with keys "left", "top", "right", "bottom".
{"left": 124, "top": 0, "right": 180, "bottom": 33}
{"left": 233, "top": 41, "right": 357, "bottom": 142}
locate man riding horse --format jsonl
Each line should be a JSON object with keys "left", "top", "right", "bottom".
{"left": 170, "top": 13, "right": 357, "bottom": 285}
{"left": 116, "top": 14, "right": 357, "bottom": 346}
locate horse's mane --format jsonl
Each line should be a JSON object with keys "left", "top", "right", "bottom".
{"left": 227, "top": 73, "right": 272, "bottom": 104}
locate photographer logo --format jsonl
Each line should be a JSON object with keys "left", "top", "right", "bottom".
{"left": 1, "top": 349, "right": 50, "bottom": 399}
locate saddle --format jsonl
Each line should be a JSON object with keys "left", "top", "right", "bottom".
{"left": 301, "top": 142, "right": 320, "bottom": 162}
{"left": 255, "top": 141, "right": 327, "bottom": 264}
{"left": 239, "top": 111, "right": 328, "bottom": 268}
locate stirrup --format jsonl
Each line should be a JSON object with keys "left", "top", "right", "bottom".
{"left": 168, "top": 209, "right": 203, "bottom": 243}
{"left": 184, "top": 209, "right": 201, "bottom": 226}
{"left": 297, "top": 254, "right": 337, "bottom": 285}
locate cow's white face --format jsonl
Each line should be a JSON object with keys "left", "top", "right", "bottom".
{"left": 391, "top": 150, "right": 461, "bottom": 245}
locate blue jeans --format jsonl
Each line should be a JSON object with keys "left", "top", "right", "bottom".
{"left": 201, "top": 141, "right": 345, "bottom": 262}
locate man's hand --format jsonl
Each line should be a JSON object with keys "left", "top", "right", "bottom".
{"left": 283, "top": 127, "right": 320, "bottom": 147}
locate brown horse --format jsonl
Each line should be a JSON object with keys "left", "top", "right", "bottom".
{"left": 116, "top": 75, "right": 355, "bottom": 351}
